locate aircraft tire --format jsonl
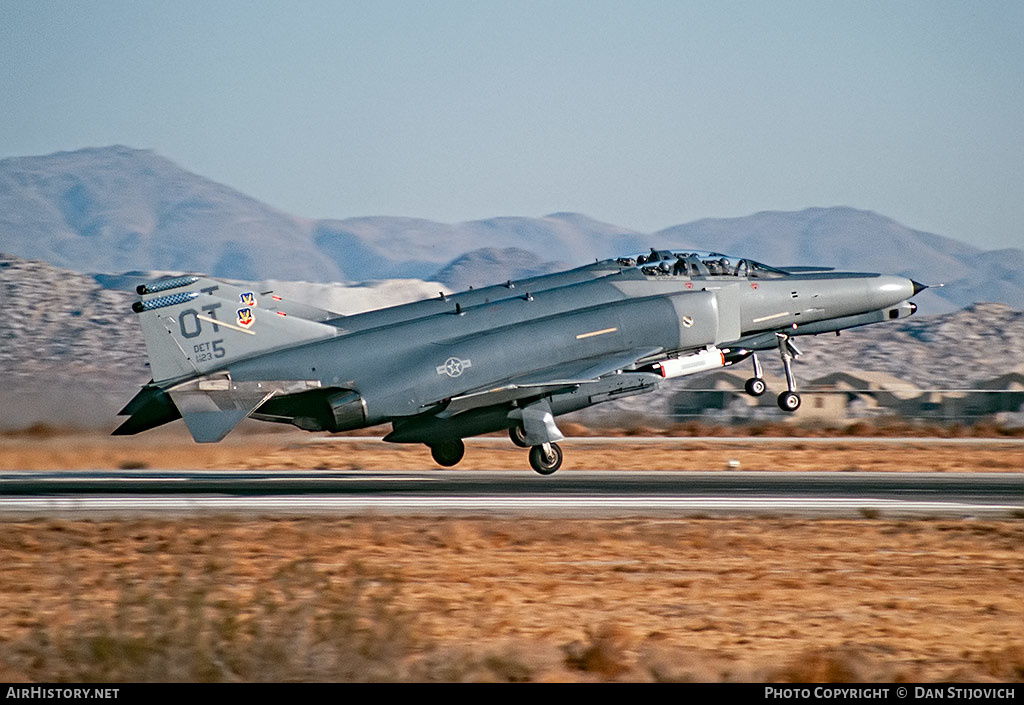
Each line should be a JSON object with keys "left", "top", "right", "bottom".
{"left": 430, "top": 439, "right": 465, "bottom": 467}
{"left": 744, "top": 377, "right": 767, "bottom": 397}
{"left": 529, "top": 443, "right": 563, "bottom": 475}
{"left": 777, "top": 391, "right": 801, "bottom": 412}
{"left": 509, "top": 425, "right": 529, "bottom": 448}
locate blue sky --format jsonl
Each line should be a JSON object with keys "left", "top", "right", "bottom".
{"left": 2, "top": 0, "right": 1022, "bottom": 249}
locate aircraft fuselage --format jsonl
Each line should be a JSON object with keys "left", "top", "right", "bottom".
{"left": 118, "top": 250, "right": 924, "bottom": 473}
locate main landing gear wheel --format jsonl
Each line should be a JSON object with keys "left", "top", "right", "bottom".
{"left": 430, "top": 439, "right": 465, "bottom": 467}
{"left": 529, "top": 443, "right": 563, "bottom": 475}
{"left": 744, "top": 377, "right": 767, "bottom": 397}
{"left": 509, "top": 425, "right": 529, "bottom": 448}
{"left": 777, "top": 391, "right": 801, "bottom": 412}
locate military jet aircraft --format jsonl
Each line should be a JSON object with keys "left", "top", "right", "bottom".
{"left": 115, "top": 249, "right": 926, "bottom": 474}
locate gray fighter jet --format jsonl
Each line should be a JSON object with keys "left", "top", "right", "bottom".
{"left": 115, "top": 249, "right": 926, "bottom": 474}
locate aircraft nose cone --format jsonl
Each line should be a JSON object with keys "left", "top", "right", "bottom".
{"left": 911, "top": 280, "right": 928, "bottom": 296}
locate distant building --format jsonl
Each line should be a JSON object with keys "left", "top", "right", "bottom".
{"left": 976, "top": 372, "right": 1024, "bottom": 414}
{"left": 669, "top": 368, "right": 1024, "bottom": 425}
{"left": 803, "top": 370, "right": 925, "bottom": 422}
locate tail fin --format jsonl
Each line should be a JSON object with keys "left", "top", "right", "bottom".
{"left": 122, "top": 277, "right": 338, "bottom": 442}
{"left": 133, "top": 276, "right": 338, "bottom": 383}
{"left": 136, "top": 276, "right": 341, "bottom": 322}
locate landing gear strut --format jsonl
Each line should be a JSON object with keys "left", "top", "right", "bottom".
{"left": 529, "top": 442, "right": 563, "bottom": 475}
{"left": 429, "top": 439, "right": 465, "bottom": 467}
{"left": 775, "top": 333, "right": 802, "bottom": 412}
{"left": 512, "top": 400, "right": 565, "bottom": 474}
{"left": 744, "top": 353, "right": 767, "bottom": 397}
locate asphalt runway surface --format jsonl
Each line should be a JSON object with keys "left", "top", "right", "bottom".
{"left": 1, "top": 470, "right": 1021, "bottom": 518}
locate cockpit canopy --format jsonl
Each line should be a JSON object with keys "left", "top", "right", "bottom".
{"left": 616, "top": 249, "right": 790, "bottom": 280}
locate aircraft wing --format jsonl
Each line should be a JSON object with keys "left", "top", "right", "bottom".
{"left": 436, "top": 346, "right": 663, "bottom": 415}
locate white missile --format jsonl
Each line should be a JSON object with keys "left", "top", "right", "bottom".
{"left": 655, "top": 347, "right": 726, "bottom": 379}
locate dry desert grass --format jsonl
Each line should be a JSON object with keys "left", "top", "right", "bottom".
{"left": 0, "top": 429, "right": 1021, "bottom": 682}
{"left": 0, "top": 517, "right": 1021, "bottom": 682}
{"left": 0, "top": 425, "right": 1021, "bottom": 473}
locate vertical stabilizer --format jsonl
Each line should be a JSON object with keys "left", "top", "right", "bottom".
{"left": 132, "top": 279, "right": 338, "bottom": 383}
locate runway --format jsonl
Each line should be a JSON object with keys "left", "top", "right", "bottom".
{"left": 1, "top": 470, "right": 1021, "bottom": 518}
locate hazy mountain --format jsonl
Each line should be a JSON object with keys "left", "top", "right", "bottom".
{"left": 312, "top": 212, "right": 639, "bottom": 280}
{"left": 0, "top": 146, "right": 333, "bottom": 281}
{"left": 1, "top": 146, "right": 1021, "bottom": 312}
{"left": 655, "top": 207, "right": 981, "bottom": 269}
{"left": 431, "top": 247, "right": 567, "bottom": 290}
{"left": 3, "top": 252, "right": 1019, "bottom": 430}
{"left": 0, "top": 147, "right": 644, "bottom": 282}
{"left": 653, "top": 208, "right": 1022, "bottom": 312}
{"left": 0, "top": 252, "right": 445, "bottom": 429}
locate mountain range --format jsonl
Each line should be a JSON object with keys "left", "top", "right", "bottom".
{"left": 2, "top": 250, "right": 1021, "bottom": 430}
{"left": 1, "top": 146, "right": 1022, "bottom": 313}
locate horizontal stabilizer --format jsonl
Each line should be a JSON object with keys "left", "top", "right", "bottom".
{"left": 117, "top": 383, "right": 160, "bottom": 416}
{"left": 177, "top": 407, "right": 251, "bottom": 444}
{"left": 167, "top": 375, "right": 323, "bottom": 443}
{"left": 112, "top": 385, "right": 181, "bottom": 435}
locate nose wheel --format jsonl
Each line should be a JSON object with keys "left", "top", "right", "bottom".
{"left": 745, "top": 377, "right": 767, "bottom": 396}
{"left": 777, "top": 390, "right": 801, "bottom": 412}
{"left": 744, "top": 353, "right": 767, "bottom": 397}
{"left": 529, "top": 443, "right": 563, "bottom": 475}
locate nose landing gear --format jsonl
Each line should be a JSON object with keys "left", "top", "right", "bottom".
{"left": 775, "top": 333, "right": 802, "bottom": 412}
{"left": 742, "top": 338, "right": 803, "bottom": 412}
{"left": 778, "top": 390, "right": 801, "bottom": 412}
{"left": 744, "top": 353, "right": 767, "bottom": 397}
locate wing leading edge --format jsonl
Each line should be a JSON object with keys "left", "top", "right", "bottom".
{"left": 434, "top": 346, "right": 664, "bottom": 416}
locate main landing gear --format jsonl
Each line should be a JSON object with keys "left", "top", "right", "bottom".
{"left": 429, "top": 439, "right": 465, "bottom": 467}
{"left": 742, "top": 334, "right": 803, "bottom": 413}
{"left": 509, "top": 425, "right": 529, "bottom": 448}
{"left": 514, "top": 423, "right": 564, "bottom": 474}
{"left": 428, "top": 421, "right": 565, "bottom": 475}
{"left": 528, "top": 442, "right": 563, "bottom": 475}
